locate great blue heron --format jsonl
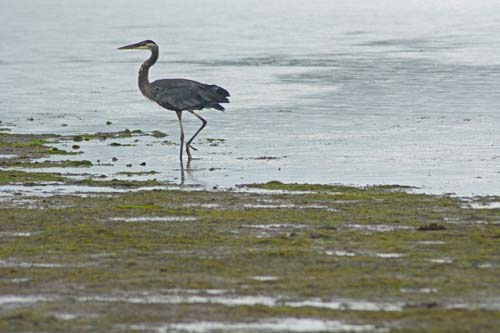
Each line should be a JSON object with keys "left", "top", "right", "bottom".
{"left": 118, "top": 40, "right": 230, "bottom": 161}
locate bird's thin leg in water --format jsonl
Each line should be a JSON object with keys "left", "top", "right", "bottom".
{"left": 186, "top": 110, "right": 208, "bottom": 152}
{"left": 176, "top": 111, "right": 188, "bottom": 161}
{"left": 179, "top": 158, "right": 185, "bottom": 185}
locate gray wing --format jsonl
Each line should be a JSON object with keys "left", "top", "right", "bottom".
{"left": 150, "top": 79, "right": 230, "bottom": 111}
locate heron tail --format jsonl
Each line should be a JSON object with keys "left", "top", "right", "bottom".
{"left": 210, "top": 103, "right": 226, "bottom": 111}
{"left": 207, "top": 84, "right": 230, "bottom": 102}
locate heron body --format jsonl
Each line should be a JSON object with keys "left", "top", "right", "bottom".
{"left": 118, "top": 40, "right": 230, "bottom": 161}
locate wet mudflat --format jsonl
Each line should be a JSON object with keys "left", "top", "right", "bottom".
{"left": 2, "top": 1, "right": 500, "bottom": 331}
{"left": 1, "top": 133, "right": 499, "bottom": 332}
{"left": 3, "top": 0, "right": 500, "bottom": 196}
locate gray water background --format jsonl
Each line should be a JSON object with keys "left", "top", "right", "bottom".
{"left": 1, "top": 0, "right": 500, "bottom": 196}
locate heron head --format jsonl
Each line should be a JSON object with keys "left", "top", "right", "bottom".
{"left": 118, "top": 40, "right": 157, "bottom": 50}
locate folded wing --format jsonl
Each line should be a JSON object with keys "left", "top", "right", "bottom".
{"left": 151, "top": 79, "right": 230, "bottom": 112}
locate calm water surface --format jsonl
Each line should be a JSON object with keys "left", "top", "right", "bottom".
{"left": 1, "top": 0, "right": 500, "bottom": 195}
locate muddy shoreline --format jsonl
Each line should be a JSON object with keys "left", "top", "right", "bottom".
{"left": 0, "top": 132, "right": 499, "bottom": 332}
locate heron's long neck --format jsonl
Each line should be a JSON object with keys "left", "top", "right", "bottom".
{"left": 138, "top": 47, "right": 159, "bottom": 98}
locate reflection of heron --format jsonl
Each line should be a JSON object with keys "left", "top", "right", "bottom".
{"left": 118, "top": 40, "right": 230, "bottom": 161}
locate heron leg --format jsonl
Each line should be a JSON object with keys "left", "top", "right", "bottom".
{"left": 186, "top": 110, "right": 208, "bottom": 152}
{"left": 176, "top": 111, "right": 187, "bottom": 161}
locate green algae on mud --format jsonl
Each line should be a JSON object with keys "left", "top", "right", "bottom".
{"left": 10, "top": 160, "right": 93, "bottom": 168}
{"left": 69, "top": 129, "right": 144, "bottom": 141}
{"left": 116, "top": 171, "right": 159, "bottom": 176}
{"left": 0, "top": 133, "right": 87, "bottom": 184}
{"left": 74, "top": 177, "right": 172, "bottom": 188}
{"left": 0, "top": 171, "right": 171, "bottom": 188}
{"left": 69, "top": 129, "right": 170, "bottom": 142}
{"left": 247, "top": 180, "right": 416, "bottom": 191}
{"left": 0, "top": 133, "right": 75, "bottom": 158}
{"left": 0, "top": 131, "right": 170, "bottom": 187}
{"left": 0, "top": 180, "right": 499, "bottom": 332}
{"left": 0, "top": 169, "right": 67, "bottom": 185}
{"left": 0, "top": 134, "right": 499, "bottom": 332}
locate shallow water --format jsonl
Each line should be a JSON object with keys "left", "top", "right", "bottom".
{"left": 0, "top": 231, "right": 33, "bottom": 237}
{"left": 109, "top": 216, "right": 197, "bottom": 222}
{"left": 128, "top": 318, "right": 381, "bottom": 333}
{"left": 0, "top": 183, "right": 172, "bottom": 197}
{"left": 0, "top": 259, "right": 90, "bottom": 269}
{"left": 251, "top": 276, "right": 280, "bottom": 282}
{"left": 346, "top": 224, "right": 414, "bottom": 232}
{"left": 400, "top": 288, "right": 438, "bottom": 294}
{"left": 79, "top": 292, "right": 405, "bottom": 312}
{"left": 374, "top": 253, "right": 404, "bottom": 259}
{"left": 468, "top": 201, "right": 500, "bottom": 209}
{"left": 0, "top": 295, "right": 54, "bottom": 307}
{"left": 2, "top": 0, "right": 500, "bottom": 195}
{"left": 325, "top": 250, "right": 357, "bottom": 257}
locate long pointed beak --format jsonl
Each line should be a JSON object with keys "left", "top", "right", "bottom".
{"left": 117, "top": 42, "right": 142, "bottom": 50}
